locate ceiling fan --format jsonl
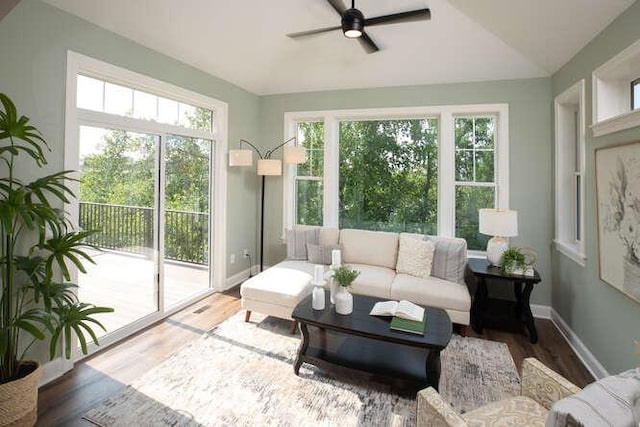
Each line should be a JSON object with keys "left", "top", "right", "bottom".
{"left": 287, "top": 0, "right": 431, "bottom": 53}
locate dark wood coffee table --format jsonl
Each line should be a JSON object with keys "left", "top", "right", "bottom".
{"left": 292, "top": 292, "right": 452, "bottom": 391}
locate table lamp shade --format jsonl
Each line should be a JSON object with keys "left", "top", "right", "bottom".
{"left": 229, "top": 149, "right": 253, "bottom": 167}
{"left": 479, "top": 209, "right": 518, "bottom": 237}
{"left": 479, "top": 208, "right": 518, "bottom": 266}
{"left": 284, "top": 145, "right": 306, "bottom": 164}
{"left": 257, "top": 159, "right": 282, "bottom": 176}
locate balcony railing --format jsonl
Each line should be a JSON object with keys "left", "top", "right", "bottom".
{"left": 79, "top": 202, "right": 209, "bottom": 265}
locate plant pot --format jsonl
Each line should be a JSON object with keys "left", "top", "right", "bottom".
{"left": 0, "top": 361, "right": 42, "bottom": 427}
{"left": 335, "top": 287, "right": 353, "bottom": 315}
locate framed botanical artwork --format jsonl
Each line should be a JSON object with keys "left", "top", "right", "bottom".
{"left": 595, "top": 140, "right": 640, "bottom": 303}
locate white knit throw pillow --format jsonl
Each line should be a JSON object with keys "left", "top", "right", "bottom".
{"left": 396, "top": 234, "right": 435, "bottom": 278}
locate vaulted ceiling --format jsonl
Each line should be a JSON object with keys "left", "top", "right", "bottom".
{"left": 42, "top": 0, "right": 635, "bottom": 95}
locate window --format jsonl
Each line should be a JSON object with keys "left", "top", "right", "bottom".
{"left": 454, "top": 117, "right": 496, "bottom": 250}
{"left": 592, "top": 38, "right": 640, "bottom": 136}
{"left": 284, "top": 105, "right": 509, "bottom": 251}
{"left": 555, "top": 80, "right": 586, "bottom": 265}
{"left": 295, "top": 122, "right": 324, "bottom": 226}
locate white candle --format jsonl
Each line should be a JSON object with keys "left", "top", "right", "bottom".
{"left": 314, "top": 264, "right": 324, "bottom": 285}
{"left": 331, "top": 249, "right": 342, "bottom": 266}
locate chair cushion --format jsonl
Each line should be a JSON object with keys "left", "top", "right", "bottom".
{"left": 240, "top": 262, "right": 315, "bottom": 307}
{"left": 462, "top": 396, "right": 548, "bottom": 427}
{"left": 286, "top": 227, "right": 320, "bottom": 260}
{"left": 390, "top": 273, "right": 471, "bottom": 312}
{"left": 396, "top": 234, "right": 435, "bottom": 278}
{"left": 340, "top": 229, "right": 399, "bottom": 269}
{"left": 547, "top": 367, "right": 640, "bottom": 427}
{"left": 346, "top": 263, "right": 396, "bottom": 299}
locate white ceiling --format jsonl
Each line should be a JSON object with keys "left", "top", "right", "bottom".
{"left": 42, "top": 0, "right": 635, "bottom": 95}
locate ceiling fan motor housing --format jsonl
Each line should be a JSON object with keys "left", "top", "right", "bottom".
{"left": 342, "top": 8, "right": 365, "bottom": 38}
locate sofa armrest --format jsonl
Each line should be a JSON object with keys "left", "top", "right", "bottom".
{"left": 416, "top": 387, "right": 467, "bottom": 427}
{"left": 520, "top": 357, "right": 582, "bottom": 410}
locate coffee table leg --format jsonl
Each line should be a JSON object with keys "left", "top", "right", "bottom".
{"left": 294, "top": 322, "right": 309, "bottom": 375}
{"left": 426, "top": 349, "right": 442, "bottom": 391}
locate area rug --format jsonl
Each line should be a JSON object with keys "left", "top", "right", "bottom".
{"left": 84, "top": 312, "right": 520, "bottom": 426}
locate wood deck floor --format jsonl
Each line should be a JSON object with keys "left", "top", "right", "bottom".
{"left": 37, "top": 287, "right": 594, "bottom": 426}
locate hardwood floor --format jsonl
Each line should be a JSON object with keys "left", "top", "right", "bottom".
{"left": 37, "top": 287, "right": 594, "bottom": 426}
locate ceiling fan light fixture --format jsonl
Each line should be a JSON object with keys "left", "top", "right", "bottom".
{"left": 342, "top": 8, "right": 364, "bottom": 38}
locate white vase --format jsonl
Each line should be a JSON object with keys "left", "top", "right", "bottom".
{"left": 329, "top": 277, "right": 339, "bottom": 304}
{"left": 335, "top": 286, "right": 353, "bottom": 315}
{"left": 312, "top": 284, "right": 325, "bottom": 310}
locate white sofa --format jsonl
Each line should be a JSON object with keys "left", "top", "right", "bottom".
{"left": 240, "top": 227, "right": 471, "bottom": 332}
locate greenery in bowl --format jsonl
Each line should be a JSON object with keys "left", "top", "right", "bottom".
{"left": 500, "top": 247, "right": 526, "bottom": 275}
{"left": 0, "top": 94, "right": 112, "bottom": 383}
{"left": 333, "top": 265, "right": 360, "bottom": 287}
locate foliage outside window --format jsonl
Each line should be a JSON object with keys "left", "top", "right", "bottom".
{"left": 295, "top": 122, "right": 324, "bottom": 226}
{"left": 338, "top": 119, "right": 438, "bottom": 234}
{"left": 454, "top": 117, "right": 496, "bottom": 250}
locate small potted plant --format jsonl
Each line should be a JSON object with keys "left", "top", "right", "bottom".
{"left": 500, "top": 247, "right": 526, "bottom": 275}
{"left": 332, "top": 265, "right": 359, "bottom": 315}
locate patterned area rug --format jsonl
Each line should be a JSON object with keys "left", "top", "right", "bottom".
{"left": 84, "top": 312, "right": 520, "bottom": 426}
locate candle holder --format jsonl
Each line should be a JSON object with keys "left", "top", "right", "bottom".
{"left": 312, "top": 280, "right": 326, "bottom": 310}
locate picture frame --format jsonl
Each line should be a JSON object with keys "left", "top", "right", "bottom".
{"left": 595, "top": 140, "right": 640, "bottom": 303}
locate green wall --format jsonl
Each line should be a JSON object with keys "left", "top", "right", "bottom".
{"left": 551, "top": 1, "right": 640, "bottom": 374}
{"left": 259, "top": 78, "right": 554, "bottom": 307}
{"left": 0, "top": 0, "right": 260, "bottom": 363}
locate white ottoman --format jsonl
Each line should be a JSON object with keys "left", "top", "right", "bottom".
{"left": 240, "top": 263, "right": 315, "bottom": 332}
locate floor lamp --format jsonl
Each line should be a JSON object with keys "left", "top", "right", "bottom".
{"left": 229, "top": 137, "right": 306, "bottom": 271}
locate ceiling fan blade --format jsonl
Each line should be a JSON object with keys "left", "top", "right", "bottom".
{"left": 358, "top": 31, "right": 379, "bottom": 54}
{"left": 365, "top": 9, "right": 431, "bottom": 27}
{"left": 326, "top": 0, "right": 347, "bottom": 16}
{"left": 287, "top": 25, "right": 342, "bottom": 38}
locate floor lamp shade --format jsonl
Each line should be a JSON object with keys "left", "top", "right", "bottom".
{"left": 229, "top": 149, "right": 253, "bottom": 166}
{"left": 479, "top": 208, "right": 518, "bottom": 266}
{"left": 284, "top": 145, "right": 306, "bottom": 164}
{"left": 257, "top": 159, "right": 282, "bottom": 176}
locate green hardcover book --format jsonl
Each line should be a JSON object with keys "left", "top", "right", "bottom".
{"left": 390, "top": 316, "right": 425, "bottom": 335}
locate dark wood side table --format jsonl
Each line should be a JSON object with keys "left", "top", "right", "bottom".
{"left": 468, "top": 258, "right": 542, "bottom": 343}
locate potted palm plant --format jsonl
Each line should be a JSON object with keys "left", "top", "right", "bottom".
{"left": 0, "top": 93, "right": 112, "bottom": 426}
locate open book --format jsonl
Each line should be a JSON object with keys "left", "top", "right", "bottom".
{"left": 369, "top": 300, "right": 425, "bottom": 322}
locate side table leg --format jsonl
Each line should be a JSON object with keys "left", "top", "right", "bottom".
{"left": 294, "top": 322, "right": 309, "bottom": 375}
{"left": 472, "top": 277, "right": 488, "bottom": 333}
{"left": 426, "top": 349, "right": 442, "bottom": 392}
{"left": 522, "top": 283, "right": 538, "bottom": 343}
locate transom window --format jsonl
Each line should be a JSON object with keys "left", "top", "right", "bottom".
{"left": 284, "top": 105, "right": 509, "bottom": 251}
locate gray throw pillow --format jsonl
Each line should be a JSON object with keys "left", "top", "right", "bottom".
{"left": 286, "top": 228, "right": 320, "bottom": 260}
{"left": 307, "top": 243, "right": 341, "bottom": 265}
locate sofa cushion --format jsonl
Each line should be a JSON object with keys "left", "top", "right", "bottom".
{"left": 340, "top": 229, "right": 399, "bottom": 269}
{"left": 396, "top": 234, "right": 435, "bottom": 278}
{"left": 286, "top": 227, "right": 320, "bottom": 260}
{"left": 462, "top": 396, "right": 548, "bottom": 426}
{"left": 390, "top": 273, "right": 471, "bottom": 312}
{"left": 240, "top": 261, "right": 315, "bottom": 307}
{"left": 404, "top": 233, "right": 467, "bottom": 284}
{"left": 319, "top": 227, "right": 340, "bottom": 246}
{"left": 346, "top": 263, "right": 396, "bottom": 300}
{"left": 307, "top": 243, "right": 341, "bottom": 265}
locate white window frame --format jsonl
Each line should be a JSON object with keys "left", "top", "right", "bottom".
{"left": 63, "top": 51, "right": 228, "bottom": 367}
{"left": 592, "top": 38, "right": 640, "bottom": 137}
{"left": 555, "top": 79, "right": 586, "bottom": 266}
{"left": 283, "top": 104, "right": 509, "bottom": 246}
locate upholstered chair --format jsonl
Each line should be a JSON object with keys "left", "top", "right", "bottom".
{"left": 417, "top": 357, "right": 582, "bottom": 426}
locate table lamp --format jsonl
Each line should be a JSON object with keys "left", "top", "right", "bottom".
{"left": 479, "top": 208, "right": 518, "bottom": 266}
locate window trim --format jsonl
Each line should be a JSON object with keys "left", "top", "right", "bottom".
{"left": 283, "top": 104, "right": 509, "bottom": 243}
{"left": 554, "top": 79, "right": 586, "bottom": 266}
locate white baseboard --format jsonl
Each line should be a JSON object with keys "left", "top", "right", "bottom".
{"left": 550, "top": 308, "right": 608, "bottom": 379}
{"left": 40, "top": 357, "right": 70, "bottom": 387}
{"left": 531, "top": 304, "right": 551, "bottom": 319}
{"left": 223, "top": 266, "right": 260, "bottom": 290}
